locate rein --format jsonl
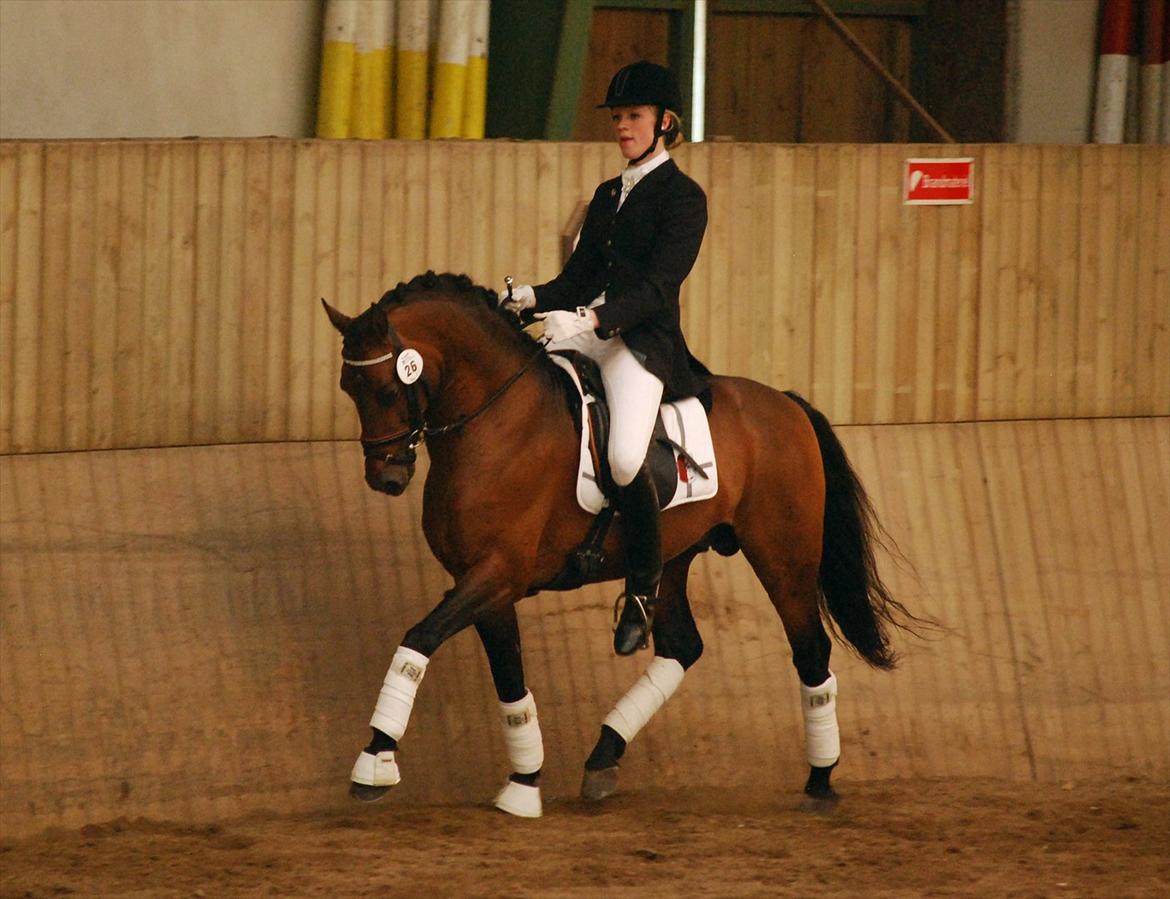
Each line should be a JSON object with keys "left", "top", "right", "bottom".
{"left": 345, "top": 313, "right": 548, "bottom": 462}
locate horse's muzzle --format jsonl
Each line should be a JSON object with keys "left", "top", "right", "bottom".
{"left": 365, "top": 453, "right": 415, "bottom": 496}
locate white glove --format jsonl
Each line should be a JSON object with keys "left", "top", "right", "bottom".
{"left": 536, "top": 307, "right": 597, "bottom": 343}
{"left": 502, "top": 283, "right": 536, "bottom": 313}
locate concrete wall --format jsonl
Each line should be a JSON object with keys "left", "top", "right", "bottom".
{"left": 0, "top": 0, "right": 321, "bottom": 139}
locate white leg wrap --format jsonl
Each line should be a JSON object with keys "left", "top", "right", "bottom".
{"left": 603, "top": 657, "right": 685, "bottom": 743}
{"left": 801, "top": 671, "right": 841, "bottom": 767}
{"left": 498, "top": 690, "right": 544, "bottom": 774}
{"left": 350, "top": 750, "right": 401, "bottom": 787}
{"left": 369, "top": 646, "right": 429, "bottom": 741}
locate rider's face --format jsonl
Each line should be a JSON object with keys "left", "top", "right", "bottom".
{"left": 611, "top": 105, "right": 662, "bottom": 160}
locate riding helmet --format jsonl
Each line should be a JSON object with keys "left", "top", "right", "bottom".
{"left": 597, "top": 61, "right": 683, "bottom": 113}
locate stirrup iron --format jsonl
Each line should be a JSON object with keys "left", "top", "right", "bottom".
{"left": 613, "top": 592, "right": 654, "bottom": 651}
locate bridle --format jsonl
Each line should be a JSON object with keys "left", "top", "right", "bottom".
{"left": 344, "top": 312, "right": 548, "bottom": 465}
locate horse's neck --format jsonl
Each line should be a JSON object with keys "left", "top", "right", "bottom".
{"left": 421, "top": 304, "right": 544, "bottom": 441}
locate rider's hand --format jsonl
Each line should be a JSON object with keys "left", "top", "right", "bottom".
{"left": 535, "top": 307, "right": 597, "bottom": 343}
{"left": 502, "top": 283, "right": 536, "bottom": 314}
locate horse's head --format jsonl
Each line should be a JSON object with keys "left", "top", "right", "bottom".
{"left": 323, "top": 298, "right": 425, "bottom": 496}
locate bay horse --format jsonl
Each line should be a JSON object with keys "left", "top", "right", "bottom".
{"left": 322, "top": 271, "right": 918, "bottom": 818}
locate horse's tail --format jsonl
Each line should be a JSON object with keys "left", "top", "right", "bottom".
{"left": 784, "top": 391, "right": 920, "bottom": 670}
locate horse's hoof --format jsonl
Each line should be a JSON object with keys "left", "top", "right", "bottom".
{"left": 349, "top": 749, "right": 400, "bottom": 802}
{"left": 350, "top": 782, "right": 392, "bottom": 802}
{"left": 799, "top": 791, "right": 839, "bottom": 816}
{"left": 494, "top": 779, "right": 542, "bottom": 818}
{"left": 581, "top": 766, "right": 619, "bottom": 801}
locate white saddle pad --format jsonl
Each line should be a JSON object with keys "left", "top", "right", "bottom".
{"left": 547, "top": 353, "right": 719, "bottom": 515}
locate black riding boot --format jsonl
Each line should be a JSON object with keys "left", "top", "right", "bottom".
{"left": 613, "top": 465, "right": 662, "bottom": 656}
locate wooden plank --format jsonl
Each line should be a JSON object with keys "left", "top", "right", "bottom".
{"left": 1015, "top": 146, "right": 1040, "bottom": 418}
{"left": 141, "top": 143, "right": 171, "bottom": 448}
{"left": 1111, "top": 147, "right": 1140, "bottom": 415}
{"left": 1092, "top": 146, "right": 1120, "bottom": 417}
{"left": 727, "top": 143, "right": 754, "bottom": 380}
{"left": 216, "top": 142, "right": 246, "bottom": 444}
{"left": 995, "top": 144, "right": 1022, "bottom": 418}
{"left": 1050, "top": 145, "right": 1081, "bottom": 419}
{"left": 310, "top": 142, "right": 340, "bottom": 439}
{"left": 379, "top": 141, "right": 406, "bottom": 290}
{"left": 786, "top": 144, "right": 816, "bottom": 398}
{"left": 975, "top": 144, "right": 1000, "bottom": 420}
{"left": 832, "top": 144, "right": 857, "bottom": 420}
{"left": 191, "top": 142, "right": 222, "bottom": 444}
{"left": 89, "top": 143, "right": 121, "bottom": 449}
{"left": 0, "top": 143, "right": 18, "bottom": 452}
{"left": 535, "top": 141, "right": 561, "bottom": 288}
{"left": 704, "top": 143, "right": 734, "bottom": 376}
{"left": 263, "top": 140, "right": 295, "bottom": 441}
{"left": 749, "top": 144, "right": 776, "bottom": 388}
{"left": 8, "top": 144, "right": 43, "bottom": 453}
{"left": 37, "top": 144, "right": 69, "bottom": 450}
{"left": 65, "top": 143, "right": 95, "bottom": 450}
{"left": 333, "top": 141, "right": 363, "bottom": 437}
{"left": 811, "top": 144, "right": 837, "bottom": 411}
{"left": 423, "top": 141, "right": 451, "bottom": 274}
{"left": 911, "top": 148, "right": 939, "bottom": 422}
{"left": 166, "top": 143, "right": 197, "bottom": 446}
{"left": 872, "top": 144, "right": 901, "bottom": 422}
{"left": 767, "top": 145, "right": 795, "bottom": 390}
{"left": 1149, "top": 148, "right": 1170, "bottom": 414}
{"left": 851, "top": 145, "right": 879, "bottom": 420}
{"left": 240, "top": 141, "right": 272, "bottom": 441}
{"left": 893, "top": 144, "right": 919, "bottom": 421}
{"left": 952, "top": 145, "right": 981, "bottom": 421}
{"left": 115, "top": 143, "right": 146, "bottom": 448}
{"left": 1073, "top": 146, "right": 1101, "bottom": 417}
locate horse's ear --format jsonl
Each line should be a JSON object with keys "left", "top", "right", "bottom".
{"left": 321, "top": 298, "right": 351, "bottom": 334}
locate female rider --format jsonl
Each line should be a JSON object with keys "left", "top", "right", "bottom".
{"left": 504, "top": 61, "right": 709, "bottom": 656}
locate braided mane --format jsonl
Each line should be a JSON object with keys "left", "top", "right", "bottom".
{"left": 341, "top": 270, "right": 561, "bottom": 394}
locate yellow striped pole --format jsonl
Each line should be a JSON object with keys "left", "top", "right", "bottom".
{"left": 351, "top": 0, "right": 394, "bottom": 139}
{"left": 430, "top": 0, "right": 473, "bottom": 139}
{"left": 395, "top": 0, "right": 430, "bottom": 139}
{"left": 462, "top": 0, "right": 489, "bottom": 138}
{"left": 317, "top": 0, "right": 359, "bottom": 138}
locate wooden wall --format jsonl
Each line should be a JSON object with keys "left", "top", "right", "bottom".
{"left": 1, "top": 140, "right": 1167, "bottom": 455}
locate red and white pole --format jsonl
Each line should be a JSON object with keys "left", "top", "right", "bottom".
{"left": 1140, "top": 0, "right": 1166, "bottom": 142}
{"left": 1093, "top": 0, "right": 1137, "bottom": 143}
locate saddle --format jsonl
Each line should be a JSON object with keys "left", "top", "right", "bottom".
{"left": 540, "top": 350, "right": 719, "bottom": 590}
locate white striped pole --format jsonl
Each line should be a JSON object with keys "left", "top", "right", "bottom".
{"left": 352, "top": 0, "right": 394, "bottom": 139}
{"left": 1093, "top": 0, "right": 1136, "bottom": 143}
{"left": 395, "top": 0, "right": 431, "bottom": 139}
{"left": 1140, "top": 0, "right": 1166, "bottom": 143}
{"left": 462, "top": 0, "right": 490, "bottom": 138}
{"left": 317, "top": 0, "right": 360, "bottom": 138}
{"left": 430, "top": 0, "right": 474, "bottom": 138}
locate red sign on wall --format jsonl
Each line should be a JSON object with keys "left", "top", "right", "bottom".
{"left": 904, "top": 158, "right": 975, "bottom": 205}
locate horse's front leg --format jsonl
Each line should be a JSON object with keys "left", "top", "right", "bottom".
{"left": 349, "top": 558, "right": 525, "bottom": 803}
{"left": 475, "top": 606, "right": 545, "bottom": 817}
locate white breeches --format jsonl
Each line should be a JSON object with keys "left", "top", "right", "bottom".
{"left": 555, "top": 328, "right": 664, "bottom": 486}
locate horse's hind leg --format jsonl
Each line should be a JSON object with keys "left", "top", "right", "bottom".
{"left": 582, "top": 548, "right": 703, "bottom": 800}
{"left": 475, "top": 606, "right": 545, "bottom": 817}
{"left": 738, "top": 529, "right": 841, "bottom": 812}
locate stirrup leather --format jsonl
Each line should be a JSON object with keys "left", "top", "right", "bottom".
{"left": 613, "top": 592, "right": 654, "bottom": 651}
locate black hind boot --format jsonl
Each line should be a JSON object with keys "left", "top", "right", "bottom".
{"left": 612, "top": 465, "right": 662, "bottom": 656}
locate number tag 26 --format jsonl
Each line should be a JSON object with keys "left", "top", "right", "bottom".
{"left": 396, "top": 349, "right": 424, "bottom": 385}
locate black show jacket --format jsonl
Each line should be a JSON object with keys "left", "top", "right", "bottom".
{"left": 532, "top": 159, "right": 710, "bottom": 401}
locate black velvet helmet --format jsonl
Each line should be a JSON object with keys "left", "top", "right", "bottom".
{"left": 597, "top": 61, "right": 683, "bottom": 113}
